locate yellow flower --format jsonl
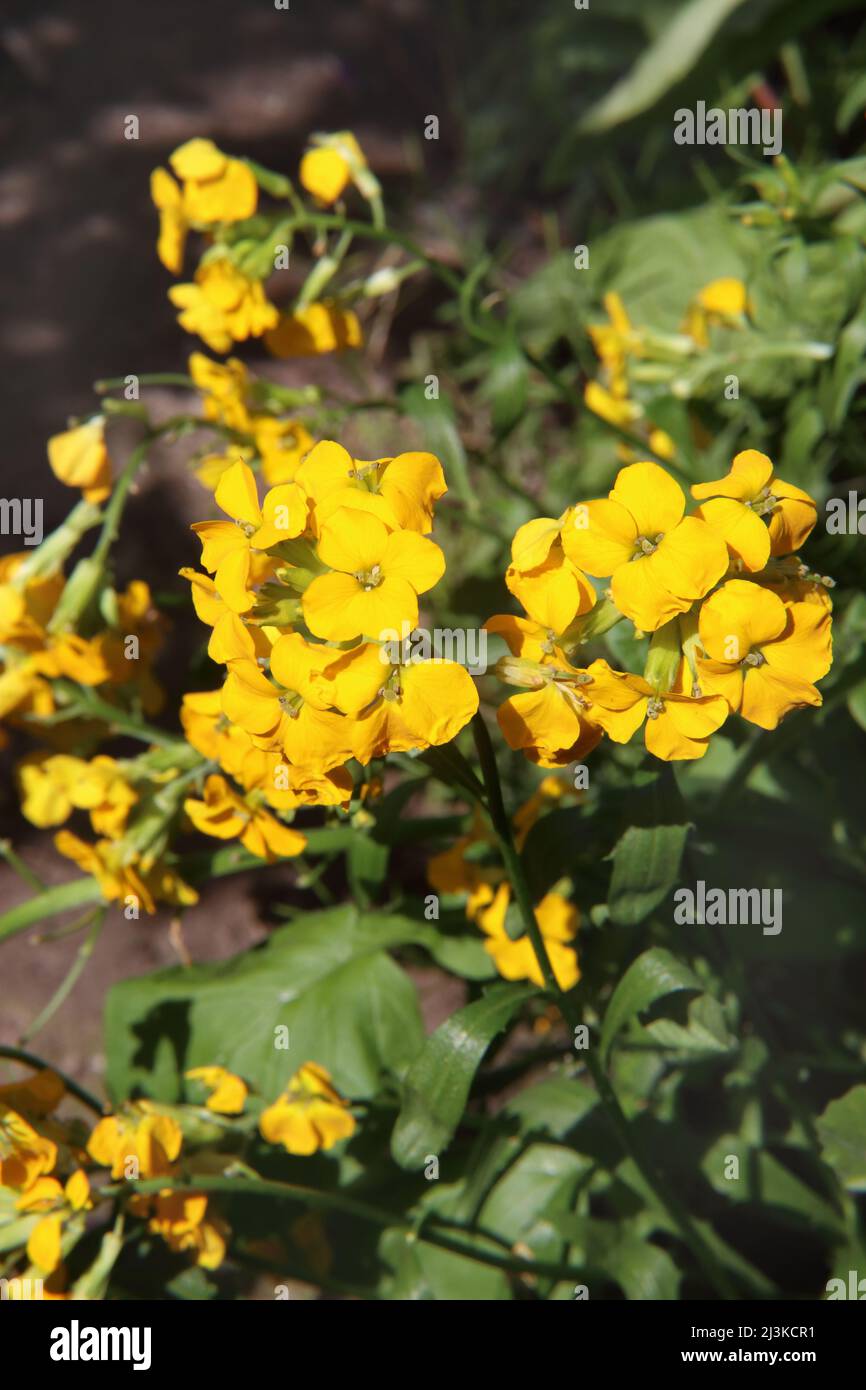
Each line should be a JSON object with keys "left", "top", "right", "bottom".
{"left": 17, "top": 752, "right": 137, "bottom": 835}
{"left": 587, "top": 291, "right": 642, "bottom": 396}
{"left": 265, "top": 302, "right": 362, "bottom": 358}
{"left": 54, "top": 830, "right": 198, "bottom": 915}
{"left": 184, "top": 773, "right": 307, "bottom": 861}
{"left": 584, "top": 380, "right": 639, "bottom": 429}
{"left": 259, "top": 1063, "right": 355, "bottom": 1155}
{"left": 299, "top": 131, "right": 369, "bottom": 205}
{"left": 170, "top": 257, "right": 278, "bottom": 353}
{"left": 319, "top": 640, "right": 480, "bottom": 764}
{"left": 254, "top": 417, "right": 315, "bottom": 485}
{"left": 185, "top": 1066, "right": 248, "bottom": 1115}
{"left": 691, "top": 449, "right": 817, "bottom": 570}
{"left": 146, "top": 1191, "right": 228, "bottom": 1269}
{"left": 563, "top": 461, "right": 729, "bottom": 632}
{"left": 221, "top": 632, "right": 354, "bottom": 769}
{"left": 0, "top": 1068, "right": 65, "bottom": 1119}
{"left": 697, "top": 578, "right": 832, "bottom": 729}
{"left": 494, "top": 655, "right": 644, "bottom": 766}
{"left": 191, "top": 460, "right": 307, "bottom": 613}
{"left": 683, "top": 277, "right": 748, "bottom": 348}
{"left": 150, "top": 166, "right": 188, "bottom": 274}
{"left": 19, "top": 1170, "right": 92, "bottom": 1274}
{"left": 479, "top": 889, "right": 579, "bottom": 990}
{"left": 169, "top": 137, "right": 258, "bottom": 224}
{"left": 296, "top": 440, "right": 447, "bottom": 534}
{"left": 87, "top": 1106, "right": 183, "bottom": 1180}
{"left": 47, "top": 419, "right": 112, "bottom": 503}
{"left": 189, "top": 352, "right": 254, "bottom": 433}
{"left": 582, "top": 660, "right": 730, "bottom": 761}
{"left": 302, "top": 509, "right": 445, "bottom": 641}
{"left": 0, "top": 1104, "right": 57, "bottom": 1192}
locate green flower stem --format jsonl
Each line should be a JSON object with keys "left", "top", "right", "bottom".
{"left": 95, "top": 374, "right": 195, "bottom": 392}
{"left": 0, "top": 1044, "right": 107, "bottom": 1115}
{"left": 470, "top": 711, "right": 738, "bottom": 1299}
{"left": 105, "top": 1174, "right": 590, "bottom": 1284}
{"left": 20, "top": 909, "right": 106, "bottom": 1046}
{"left": 0, "top": 840, "right": 45, "bottom": 892}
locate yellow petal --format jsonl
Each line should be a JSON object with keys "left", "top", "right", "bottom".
{"left": 170, "top": 138, "right": 226, "bottom": 181}
{"left": 610, "top": 461, "right": 685, "bottom": 535}
{"left": 694, "top": 497, "right": 770, "bottom": 572}
{"left": 561, "top": 497, "right": 636, "bottom": 576}
{"left": 381, "top": 529, "right": 445, "bottom": 594}
{"left": 215, "top": 460, "right": 262, "bottom": 528}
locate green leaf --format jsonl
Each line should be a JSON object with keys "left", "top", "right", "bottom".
{"left": 607, "top": 822, "right": 691, "bottom": 926}
{"left": 400, "top": 383, "right": 475, "bottom": 507}
{"left": 378, "top": 1227, "right": 510, "bottom": 1300}
{"left": 0, "top": 877, "right": 103, "bottom": 944}
{"left": 601, "top": 948, "right": 701, "bottom": 1061}
{"left": 600, "top": 1235, "right": 682, "bottom": 1301}
{"left": 580, "top": 0, "right": 750, "bottom": 133}
{"left": 391, "top": 983, "right": 536, "bottom": 1170}
{"left": 816, "top": 1086, "right": 866, "bottom": 1192}
{"left": 104, "top": 906, "right": 426, "bottom": 1104}
{"left": 479, "top": 1142, "right": 589, "bottom": 1245}
{"left": 481, "top": 341, "right": 530, "bottom": 434}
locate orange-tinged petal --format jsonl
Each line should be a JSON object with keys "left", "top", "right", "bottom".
{"left": 741, "top": 664, "right": 821, "bottom": 729}
{"left": 645, "top": 708, "right": 710, "bottom": 761}
{"left": 762, "top": 601, "right": 832, "bottom": 683}
{"left": 768, "top": 480, "right": 817, "bottom": 555}
{"left": 497, "top": 686, "right": 582, "bottom": 754}
{"left": 663, "top": 693, "right": 729, "bottom": 739}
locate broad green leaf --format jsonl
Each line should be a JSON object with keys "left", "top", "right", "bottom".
{"left": 480, "top": 1142, "right": 589, "bottom": 1245}
{"left": 391, "top": 983, "right": 536, "bottom": 1170}
{"left": 378, "top": 1227, "right": 510, "bottom": 1300}
{"left": 703, "top": 1136, "right": 845, "bottom": 1234}
{"left": 601, "top": 948, "right": 701, "bottom": 1061}
{"left": 600, "top": 1235, "right": 682, "bottom": 1301}
{"left": 580, "top": 0, "right": 750, "bottom": 133}
{"left": 816, "top": 1086, "right": 866, "bottom": 1192}
{"left": 104, "top": 906, "right": 426, "bottom": 1104}
{"left": 607, "top": 822, "right": 691, "bottom": 926}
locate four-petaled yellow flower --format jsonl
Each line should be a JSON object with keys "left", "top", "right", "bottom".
{"left": 259, "top": 1063, "right": 355, "bottom": 1155}
{"left": 692, "top": 449, "right": 817, "bottom": 571}
{"left": 564, "top": 461, "right": 729, "bottom": 632}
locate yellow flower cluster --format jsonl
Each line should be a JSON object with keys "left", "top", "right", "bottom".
{"left": 189, "top": 352, "right": 316, "bottom": 490}
{"left": 180, "top": 442, "right": 479, "bottom": 841}
{"left": 0, "top": 1054, "right": 354, "bottom": 1294}
{"left": 585, "top": 279, "right": 748, "bottom": 459}
{"left": 488, "top": 453, "right": 832, "bottom": 762}
{"left": 151, "top": 136, "right": 364, "bottom": 357}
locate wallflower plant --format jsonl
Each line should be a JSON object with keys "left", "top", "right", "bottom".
{"left": 0, "top": 118, "right": 860, "bottom": 1306}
